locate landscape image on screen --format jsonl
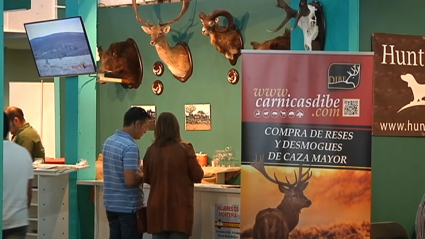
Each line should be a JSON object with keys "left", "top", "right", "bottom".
{"left": 25, "top": 17, "right": 96, "bottom": 78}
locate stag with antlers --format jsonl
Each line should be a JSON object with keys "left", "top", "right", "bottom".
{"left": 241, "top": 155, "right": 313, "bottom": 239}
{"left": 132, "top": 0, "right": 193, "bottom": 82}
{"left": 199, "top": 10, "right": 244, "bottom": 66}
{"left": 268, "top": 0, "right": 325, "bottom": 51}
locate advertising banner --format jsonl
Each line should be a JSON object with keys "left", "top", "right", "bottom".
{"left": 214, "top": 204, "right": 240, "bottom": 239}
{"left": 240, "top": 51, "right": 373, "bottom": 239}
{"left": 372, "top": 32, "right": 425, "bottom": 136}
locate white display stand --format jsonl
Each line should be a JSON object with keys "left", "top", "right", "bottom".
{"left": 27, "top": 165, "right": 89, "bottom": 239}
{"left": 77, "top": 180, "right": 241, "bottom": 239}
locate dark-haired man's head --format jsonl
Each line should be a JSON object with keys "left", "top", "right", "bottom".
{"left": 5, "top": 106, "right": 26, "bottom": 135}
{"left": 3, "top": 112, "right": 10, "bottom": 139}
{"left": 122, "top": 107, "right": 151, "bottom": 140}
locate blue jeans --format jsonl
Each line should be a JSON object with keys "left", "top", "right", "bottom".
{"left": 106, "top": 211, "right": 143, "bottom": 239}
{"left": 2, "top": 226, "right": 27, "bottom": 239}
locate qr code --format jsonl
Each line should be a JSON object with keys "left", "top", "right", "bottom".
{"left": 343, "top": 99, "right": 360, "bottom": 117}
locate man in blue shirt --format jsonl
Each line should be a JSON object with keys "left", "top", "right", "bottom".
{"left": 103, "top": 107, "right": 151, "bottom": 239}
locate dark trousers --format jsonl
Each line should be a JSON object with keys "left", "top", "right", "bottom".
{"left": 152, "top": 231, "right": 189, "bottom": 239}
{"left": 106, "top": 210, "right": 143, "bottom": 239}
{"left": 2, "top": 226, "right": 27, "bottom": 239}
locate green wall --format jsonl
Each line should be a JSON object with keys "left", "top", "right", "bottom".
{"left": 97, "top": 0, "right": 288, "bottom": 178}
{"left": 360, "top": 0, "right": 425, "bottom": 237}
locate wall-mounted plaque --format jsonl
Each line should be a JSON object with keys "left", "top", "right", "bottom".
{"left": 153, "top": 61, "right": 164, "bottom": 76}
{"left": 227, "top": 69, "right": 239, "bottom": 85}
{"left": 152, "top": 80, "right": 164, "bottom": 95}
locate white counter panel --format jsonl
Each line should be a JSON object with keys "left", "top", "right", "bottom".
{"left": 78, "top": 180, "right": 241, "bottom": 239}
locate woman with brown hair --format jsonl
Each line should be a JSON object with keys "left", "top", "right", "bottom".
{"left": 143, "top": 112, "right": 204, "bottom": 239}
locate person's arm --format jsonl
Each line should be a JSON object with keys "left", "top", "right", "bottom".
{"left": 185, "top": 143, "right": 204, "bottom": 183}
{"left": 142, "top": 147, "right": 150, "bottom": 185}
{"left": 123, "top": 145, "right": 143, "bottom": 187}
{"left": 15, "top": 136, "right": 34, "bottom": 158}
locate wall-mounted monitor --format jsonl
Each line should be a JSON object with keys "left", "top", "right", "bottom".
{"left": 24, "top": 16, "right": 97, "bottom": 79}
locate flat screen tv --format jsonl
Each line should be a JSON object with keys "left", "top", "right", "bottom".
{"left": 24, "top": 16, "right": 97, "bottom": 79}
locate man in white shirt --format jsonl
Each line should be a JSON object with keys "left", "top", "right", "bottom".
{"left": 2, "top": 112, "right": 34, "bottom": 239}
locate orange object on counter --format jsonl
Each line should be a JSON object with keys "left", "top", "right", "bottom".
{"left": 196, "top": 152, "right": 208, "bottom": 166}
{"left": 44, "top": 157, "right": 66, "bottom": 164}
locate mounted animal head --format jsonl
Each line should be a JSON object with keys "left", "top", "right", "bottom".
{"left": 98, "top": 38, "right": 143, "bottom": 89}
{"left": 198, "top": 9, "right": 243, "bottom": 65}
{"left": 132, "top": 0, "right": 190, "bottom": 46}
{"left": 199, "top": 10, "right": 234, "bottom": 36}
{"left": 252, "top": 155, "right": 312, "bottom": 211}
{"left": 268, "top": 0, "right": 325, "bottom": 51}
{"left": 132, "top": 0, "right": 193, "bottom": 82}
{"left": 251, "top": 28, "right": 291, "bottom": 50}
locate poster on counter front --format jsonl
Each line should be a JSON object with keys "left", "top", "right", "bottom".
{"left": 372, "top": 32, "right": 425, "bottom": 136}
{"left": 215, "top": 204, "right": 240, "bottom": 239}
{"left": 240, "top": 51, "right": 373, "bottom": 239}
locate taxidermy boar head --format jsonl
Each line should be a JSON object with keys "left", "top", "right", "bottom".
{"left": 98, "top": 38, "right": 143, "bottom": 89}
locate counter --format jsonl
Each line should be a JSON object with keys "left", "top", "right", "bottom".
{"left": 77, "top": 180, "right": 241, "bottom": 239}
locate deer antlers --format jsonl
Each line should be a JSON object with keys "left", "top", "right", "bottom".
{"left": 132, "top": 0, "right": 191, "bottom": 27}
{"left": 268, "top": 0, "right": 310, "bottom": 33}
{"left": 132, "top": 0, "right": 153, "bottom": 27}
{"left": 252, "top": 154, "right": 312, "bottom": 190}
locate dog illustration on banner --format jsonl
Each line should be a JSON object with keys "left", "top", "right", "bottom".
{"left": 398, "top": 73, "right": 425, "bottom": 113}
{"left": 241, "top": 155, "right": 312, "bottom": 239}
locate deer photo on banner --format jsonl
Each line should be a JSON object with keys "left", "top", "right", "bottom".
{"left": 240, "top": 50, "right": 373, "bottom": 239}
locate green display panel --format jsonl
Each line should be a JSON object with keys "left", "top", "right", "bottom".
{"left": 4, "top": 0, "right": 30, "bottom": 11}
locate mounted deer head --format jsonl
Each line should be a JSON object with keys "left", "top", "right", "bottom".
{"left": 132, "top": 0, "right": 193, "bottom": 82}
{"left": 268, "top": 0, "right": 325, "bottom": 51}
{"left": 244, "top": 155, "right": 312, "bottom": 239}
{"left": 199, "top": 10, "right": 244, "bottom": 66}
{"left": 251, "top": 28, "right": 291, "bottom": 50}
{"left": 98, "top": 38, "right": 143, "bottom": 89}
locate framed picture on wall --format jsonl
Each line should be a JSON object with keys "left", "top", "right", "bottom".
{"left": 184, "top": 104, "right": 211, "bottom": 131}
{"left": 132, "top": 105, "right": 156, "bottom": 131}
